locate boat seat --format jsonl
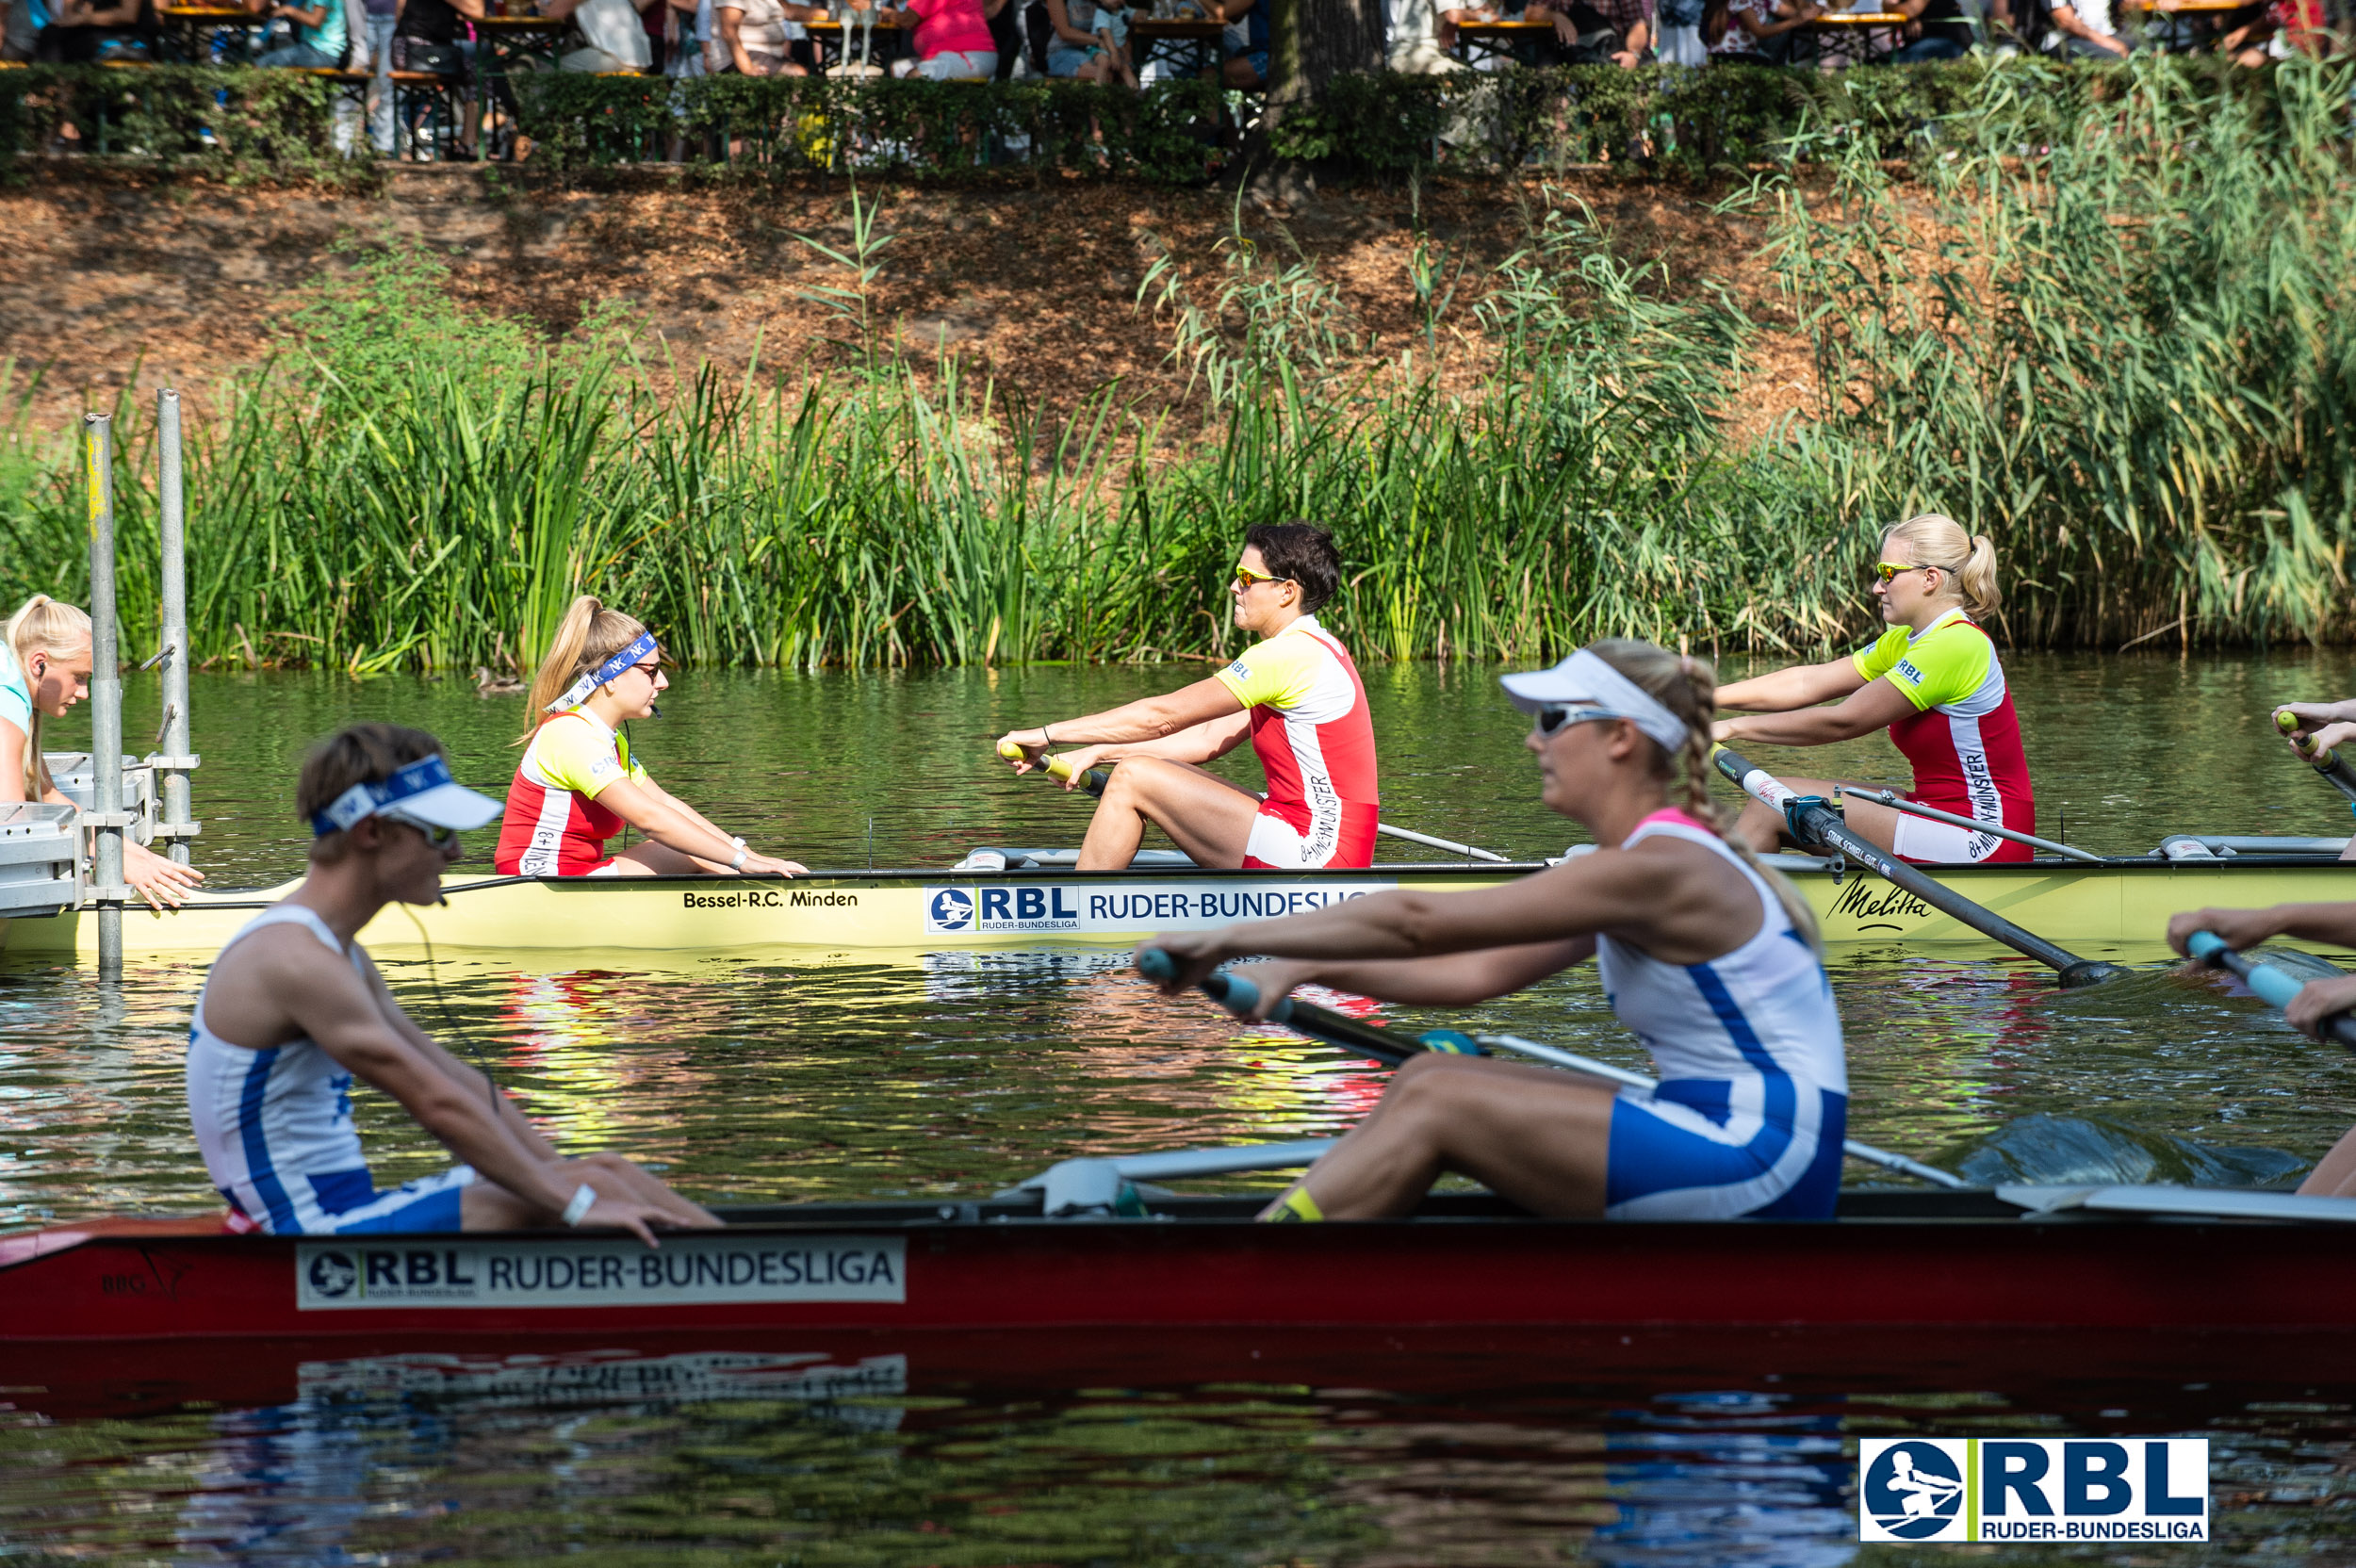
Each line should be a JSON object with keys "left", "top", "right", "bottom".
{"left": 953, "top": 847, "right": 1197, "bottom": 872}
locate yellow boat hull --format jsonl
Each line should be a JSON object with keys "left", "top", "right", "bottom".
{"left": 2, "top": 857, "right": 2348, "bottom": 962}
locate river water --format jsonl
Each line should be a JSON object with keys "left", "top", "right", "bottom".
{"left": 5, "top": 653, "right": 2356, "bottom": 1564}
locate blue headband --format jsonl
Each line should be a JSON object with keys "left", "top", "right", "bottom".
{"left": 310, "top": 755, "right": 456, "bottom": 837}
{"left": 548, "top": 631, "right": 658, "bottom": 712}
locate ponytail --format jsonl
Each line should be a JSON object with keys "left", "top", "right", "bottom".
{"left": 1589, "top": 639, "right": 1824, "bottom": 955}
{"left": 5, "top": 595, "right": 93, "bottom": 799}
{"left": 515, "top": 596, "right": 650, "bottom": 743}
{"left": 1881, "top": 513, "right": 2001, "bottom": 619}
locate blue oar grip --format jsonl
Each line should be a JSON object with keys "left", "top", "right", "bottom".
{"left": 2192, "top": 929, "right": 2311, "bottom": 1012}
{"left": 1137, "top": 948, "right": 1178, "bottom": 984}
{"left": 2186, "top": 931, "right": 2226, "bottom": 962}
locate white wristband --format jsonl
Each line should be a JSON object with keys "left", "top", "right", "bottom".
{"left": 730, "top": 846, "right": 748, "bottom": 871}
{"left": 562, "top": 1184, "right": 598, "bottom": 1227}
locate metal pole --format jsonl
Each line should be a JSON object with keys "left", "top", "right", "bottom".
{"left": 157, "top": 390, "right": 194, "bottom": 867}
{"left": 84, "top": 414, "right": 123, "bottom": 975}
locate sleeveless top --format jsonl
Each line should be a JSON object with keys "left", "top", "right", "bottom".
{"left": 1595, "top": 809, "right": 1847, "bottom": 1096}
{"left": 186, "top": 906, "right": 372, "bottom": 1231}
{"left": 494, "top": 709, "right": 652, "bottom": 876}
{"left": 1852, "top": 608, "right": 2036, "bottom": 850}
{"left": 1210, "top": 615, "right": 1382, "bottom": 868}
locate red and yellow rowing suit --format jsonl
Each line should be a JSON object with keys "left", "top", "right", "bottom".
{"left": 493, "top": 710, "right": 651, "bottom": 876}
{"left": 1852, "top": 608, "right": 2036, "bottom": 865}
{"left": 1212, "top": 615, "right": 1381, "bottom": 869}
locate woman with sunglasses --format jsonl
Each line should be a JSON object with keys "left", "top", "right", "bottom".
{"left": 1137, "top": 641, "right": 1846, "bottom": 1222}
{"left": 995, "top": 522, "right": 1379, "bottom": 872}
{"left": 493, "top": 596, "right": 807, "bottom": 878}
{"left": 1710, "top": 514, "right": 2035, "bottom": 866}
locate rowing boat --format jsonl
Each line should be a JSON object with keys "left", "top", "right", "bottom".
{"left": 8, "top": 1184, "right": 2356, "bottom": 1414}
{"left": 3, "top": 837, "right": 2350, "bottom": 959}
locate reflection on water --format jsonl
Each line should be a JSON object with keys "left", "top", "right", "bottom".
{"left": 8, "top": 656, "right": 2356, "bottom": 1560}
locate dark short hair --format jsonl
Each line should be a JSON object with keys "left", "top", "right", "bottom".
{"left": 1243, "top": 522, "right": 1342, "bottom": 613}
{"left": 299, "top": 724, "right": 448, "bottom": 858}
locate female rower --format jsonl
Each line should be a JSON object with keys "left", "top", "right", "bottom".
{"left": 1138, "top": 640, "right": 1847, "bottom": 1222}
{"left": 494, "top": 596, "right": 807, "bottom": 878}
{"left": 1711, "top": 513, "right": 2035, "bottom": 865}
{"left": 1, "top": 595, "right": 205, "bottom": 909}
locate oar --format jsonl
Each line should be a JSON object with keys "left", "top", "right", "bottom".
{"left": 1836, "top": 787, "right": 2105, "bottom": 865}
{"left": 997, "top": 741, "right": 1511, "bottom": 863}
{"left": 2185, "top": 931, "right": 2356, "bottom": 1052}
{"left": 1135, "top": 950, "right": 1966, "bottom": 1189}
{"left": 1713, "top": 744, "right": 2124, "bottom": 988}
{"left": 2273, "top": 710, "right": 2356, "bottom": 807}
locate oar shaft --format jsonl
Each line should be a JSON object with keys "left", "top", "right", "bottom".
{"left": 1839, "top": 788, "right": 2104, "bottom": 864}
{"left": 1478, "top": 1032, "right": 1970, "bottom": 1190}
{"left": 1714, "top": 745, "right": 2116, "bottom": 986}
{"left": 1003, "top": 743, "right": 1510, "bottom": 861}
{"left": 2274, "top": 710, "right": 2356, "bottom": 805}
{"left": 2187, "top": 931, "right": 2356, "bottom": 1052}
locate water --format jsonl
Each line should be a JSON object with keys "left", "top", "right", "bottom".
{"left": 7, "top": 651, "right": 2356, "bottom": 1563}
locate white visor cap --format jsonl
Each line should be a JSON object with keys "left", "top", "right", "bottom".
{"left": 1498, "top": 648, "right": 1691, "bottom": 756}
{"left": 309, "top": 754, "right": 504, "bottom": 838}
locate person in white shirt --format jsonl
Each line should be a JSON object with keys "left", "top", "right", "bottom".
{"left": 543, "top": 0, "right": 656, "bottom": 71}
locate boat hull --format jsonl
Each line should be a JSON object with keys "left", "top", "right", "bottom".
{"left": 3, "top": 855, "right": 2351, "bottom": 959}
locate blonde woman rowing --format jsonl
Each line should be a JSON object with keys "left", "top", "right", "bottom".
{"left": 493, "top": 597, "right": 807, "bottom": 878}
{"left": 1712, "top": 514, "right": 2037, "bottom": 865}
{"left": 0, "top": 595, "right": 205, "bottom": 909}
{"left": 1139, "top": 641, "right": 1847, "bottom": 1223}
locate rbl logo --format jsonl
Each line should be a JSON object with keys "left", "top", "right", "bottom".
{"left": 1859, "top": 1439, "right": 2208, "bottom": 1543}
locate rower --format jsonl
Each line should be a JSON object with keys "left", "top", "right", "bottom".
{"left": 494, "top": 596, "right": 807, "bottom": 877}
{"left": 995, "top": 524, "right": 1380, "bottom": 872}
{"left": 1137, "top": 640, "right": 1848, "bottom": 1221}
{"left": 2268, "top": 699, "right": 2356, "bottom": 860}
{"left": 1, "top": 594, "right": 205, "bottom": 910}
{"left": 2166, "top": 902, "right": 2356, "bottom": 1198}
{"left": 189, "top": 723, "right": 717, "bottom": 1240}
{"left": 1710, "top": 514, "right": 2036, "bottom": 865}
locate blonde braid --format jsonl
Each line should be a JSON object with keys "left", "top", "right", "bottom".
{"left": 1590, "top": 640, "right": 1824, "bottom": 954}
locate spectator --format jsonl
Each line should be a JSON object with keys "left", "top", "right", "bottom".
{"left": 885, "top": 0, "right": 997, "bottom": 75}
{"left": 1703, "top": 0, "right": 1818, "bottom": 58}
{"left": 1885, "top": 0, "right": 1972, "bottom": 57}
{"left": 1656, "top": 0, "right": 1705, "bottom": 61}
{"left": 1043, "top": 0, "right": 1115, "bottom": 76}
{"left": 1206, "top": 0, "right": 1263, "bottom": 85}
{"left": 358, "top": 0, "right": 397, "bottom": 153}
{"left": 1088, "top": 0, "right": 1134, "bottom": 83}
{"left": 1989, "top": 0, "right": 2126, "bottom": 54}
{"left": 393, "top": 0, "right": 496, "bottom": 156}
{"left": 1529, "top": 0, "right": 1650, "bottom": 64}
{"left": 541, "top": 0, "right": 655, "bottom": 70}
{"left": 3, "top": 0, "right": 50, "bottom": 60}
{"left": 1435, "top": 0, "right": 1497, "bottom": 56}
{"left": 712, "top": 0, "right": 821, "bottom": 74}
{"left": 249, "top": 0, "right": 350, "bottom": 66}
{"left": 33, "top": 0, "right": 151, "bottom": 61}
{"left": 665, "top": 0, "right": 708, "bottom": 71}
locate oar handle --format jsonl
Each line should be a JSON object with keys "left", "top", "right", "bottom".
{"left": 2188, "top": 930, "right": 2356, "bottom": 1050}
{"left": 997, "top": 739, "right": 1108, "bottom": 796}
{"left": 1137, "top": 947, "right": 1464, "bottom": 1067}
{"left": 2274, "top": 710, "right": 2356, "bottom": 807}
{"left": 1712, "top": 744, "right": 2120, "bottom": 988}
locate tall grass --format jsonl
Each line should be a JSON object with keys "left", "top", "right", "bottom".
{"left": 4, "top": 57, "right": 2351, "bottom": 669}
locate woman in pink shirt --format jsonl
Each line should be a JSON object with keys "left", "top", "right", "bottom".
{"left": 887, "top": 0, "right": 996, "bottom": 75}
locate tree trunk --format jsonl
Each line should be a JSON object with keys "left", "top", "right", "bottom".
{"left": 1237, "top": 0, "right": 1383, "bottom": 198}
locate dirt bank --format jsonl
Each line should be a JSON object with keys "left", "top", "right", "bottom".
{"left": 0, "top": 166, "right": 1812, "bottom": 436}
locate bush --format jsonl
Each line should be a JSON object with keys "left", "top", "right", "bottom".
{"left": 0, "top": 64, "right": 370, "bottom": 187}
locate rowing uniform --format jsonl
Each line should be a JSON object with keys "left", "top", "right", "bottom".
{"left": 186, "top": 906, "right": 474, "bottom": 1235}
{"left": 1852, "top": 608, "right": 2036, "bottom": 865}
{"left": 494, "top": 709, "right": 651, "bottom": 876}
{"left": 1211, "top": 615, "right": 1380, "bottom": 869}
{"left": 1599, "top": 808, "right": 1847, "bottom": 1220}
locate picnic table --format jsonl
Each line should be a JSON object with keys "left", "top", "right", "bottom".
{"left": 155, "top": 2, "right": 269, "bottom": 62}
{"left": 1453, "top": 17, "right": 1556, "bottom": 63}
{"left": 805, "top": 14, "right": 904, "bottom": 74}
{"left": 2115, "top": 0, "right": 2255, "bottom": 47}
{"left": 1801, "top": 7, "right": 1908, "bottom": 59}
{"left": 1130, "top": 16, "right": 1222, "bottom": 74}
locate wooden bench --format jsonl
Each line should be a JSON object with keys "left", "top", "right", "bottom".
{"left": 290, "top": 63, "right": 462, "bottom": 158}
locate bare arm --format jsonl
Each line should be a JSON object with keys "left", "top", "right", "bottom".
{"left": 1712, "top": 657, "right": 1866, "bottom": 713}
{"left": 999, "top": 677, "right": 1247, "bottom": 769}
{"left": 1715, "top": 676, "right": 1918, "bottom": 748}
{"left": 1142, "top": 837, "right": 1761, "bottom": 989}
{"left": 2277, "top": 701, "right": 2356, "bottom": 736}
{"left": 2168, "top": 903, "right": 2356, "bottom": 956}
{"left": 1224, "top": 939, "right": 1595, "bottom": 1019}
{"left": 590, "top": 775, "right": 802, "bottom": 874}
{"left": 1052, "top": 710, "right": 1253, "bottom": 787}
{"left": 2048, "top": 1, "right": 2126, "bottom": 45}
{"left": 0, "top": 721, "right": 25, "bottom": 806}
{"left": 272, "top": 0, "right": 331, "bottom": 23}
{"left": 719, "top": 6, "right": 754, "bottom": 71}
{"left": 360, "top": 948, "right": 564, "bottom": 1162}
{"left": 1044, "top": 0, "right": 1096, "bottom": 46}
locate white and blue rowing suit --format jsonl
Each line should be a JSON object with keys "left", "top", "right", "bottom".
{"left": 187, "top": 906, "right": 475, "bottom": 1234}
{"left": 1597, "top": 808, "right": 1847, "bottom": 1220}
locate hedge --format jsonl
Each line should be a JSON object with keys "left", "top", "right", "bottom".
{"left": 0, "top": 55, "right": 2303, "bottom": 186}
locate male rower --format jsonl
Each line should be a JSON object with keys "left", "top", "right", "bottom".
{"left": 2167, "top": 902, "right": 2356, "bottom": 1199}
{"left": 995, "top": 523, "right": 1380, "bottom": 872}
{"left": 188, "top": 723, "right": 718, "bottom": 1243}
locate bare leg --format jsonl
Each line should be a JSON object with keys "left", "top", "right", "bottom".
{"left": 1078, "top": 758, "right": 1264, "bottom": 871}
{"left": 1259, "top": 1054, "right": 1620, "bottom": 1219}
{"left": 1728, "top": 775, "right": 1904, "bottom": 856}
{"left": 599, "top": 841, "right": 714, "bottom": 875}
{"left": 462, "top": 1152, "right": 721, "bottom": 1231}
{"left": 2299, "top": 1126, "right": 2356, "bottom": 1197}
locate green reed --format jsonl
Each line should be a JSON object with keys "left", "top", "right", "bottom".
{"left": 2, "top": 57, "right": 2349, "bottom": 670}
